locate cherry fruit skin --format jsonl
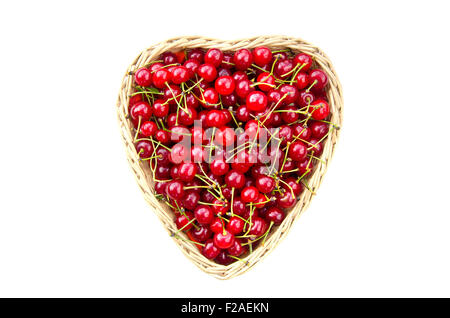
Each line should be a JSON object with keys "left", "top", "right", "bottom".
{"left": 253, "top": 47, "right": 272, "bottom": 66}
{"left": 210, "top": 217, "right": 225, "bottom": 234}
{"left": 227, "top": 216, "right": 245, "bottom": 234}
{"left": 310, "top": 121, "right": 329, "bottom": 139}
{"left": 178, "top": 162, "right": 197, "bottom": 182}
{"left": 210, "top": 158, "right": 230, "bottom": 176}
{"left": 130, "top": 101, "right": 152, "bottom": 121}
{"left": 152, "top": 68, "right": 171, "bottom": 88}
{"left": 204, "top": 48, "right": 224, "bottom": 68}
{"left": 293, "top": 53, "right": 313, "bottom": 71}
{"left": 265, "top": 207, "right": 285, "bottom": 225}
{"left": 175, "top": 212, "right": 194, "bottom": 231}
{"left": 215, "top": 76, "right": 235, "bottom": 96}
{"left": 203, "top": 239, "right": 221, "bottom": 259}
{"left": 309, "top": 99, "right": 330, "bottom": 120}
{"left": 182, "top": 190, "right": 200, "bottom": 211}
{"left": 165, "top": 180, "right": 185, "bottom": 200}
{"left": 288, "top": 141, "right": 308, "bottom": 162}
{"left": 225, "top": 170, "right": 246, "bottom": 189}
{"left": 135, "top": 140, "right": 153, "bottom": 158}
{"left": 140, "top": 121, "right": 157, "bottom": 137}
{"left": 246, "top": 91, "right": 268, "bottom": 112}
{"left": 309, "top": 69, "right": 328, "bottom": 90}
{"left": 171, "top": 66, "right": 190, "bottom": 84}
{"left": 194, "top": 205, "right": 214, "bottom": 225}
{"left": 134, "top": 68, "right": 152, "bottom": 87}
{"left": 241, "top": 186, "right": 260, "bottom": 203}
{"left": 213, "top": 230, "right": 236, "bottom": 249}
{"left": 276, "top": 191, "right": 296, "bottom": 209}
{"left": 249, "top": 217, "right": 268, "bottom": 237}
{"left": 197, "top": 63, "right": 217, "bottom": 82}
{"left": 191, "top": 225, "right": 212, "bottom": 242}
{"left": 233, "top": 48, "right": 253, "bottom": 70}
{"left": 256, "top": 175, "right": 275, "bottom": 193}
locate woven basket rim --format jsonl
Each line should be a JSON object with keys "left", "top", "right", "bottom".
{"left": 116, "top": 35, "right": 343, "bottom": 280}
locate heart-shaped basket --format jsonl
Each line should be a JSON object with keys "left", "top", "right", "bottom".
{"left": 116, "top": 35, "right": 343, "bottom": 279}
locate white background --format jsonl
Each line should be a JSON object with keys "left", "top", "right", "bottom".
{"left": 0, "top": 0, "right": 449, "bottom": 297}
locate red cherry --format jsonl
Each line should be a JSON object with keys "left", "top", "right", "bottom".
{"left": 182, "top": 190, "right": 200, "bottom": 211}
{"left": 241, "top": 186, "right": 259, "bottom": 203}
{"left": 210, "top": 217, "right": 225, "bottom": 233}
{"left": 232, "top": 71, "right": 248, "bottom": 83}
{"left": 279, "top": 84, "right": 299, "bottom": 104}
{"left": 161, "top": 51, "right": 177, "bottom": 65}
{"left": 274, "top": 59, "right": 294, "bottom": 78}
{"left": 140, "top": 121, "right": 157, "bottom": 137}
{"left": 178, "top": 107, "right": 197, "bottom": 126}
{"left": 276, "top": 191, "right": 296, "bottom": 208}
{"left": 292, "top": 124, "right": 312, "bottom": 141}
{"left": 204, "top": 48, "right": 224, "bottom": 68}
{"left": 212, "top": 198, "right": 229, "bottom": 215}
{"left": 213, "top": 230, "right": 235, "bottom": 249}
{"left": 293, "top": 53, "right": 313, "bottom": 71}
{"left": 165, "top": 180, "right": 185, "bottom": 200}
{"left": 265, "top": 207, "right": 285, "bottom": 225}
{"left": 288, "top": 141, "right": 308, "bottom": 161}
{"left": 135, "top": 140, "right": 153, "bottom": 158}
{"left": 170, "top": 126, "right": 190, "bottom": 143}
{"left": 152, "top": 68, "right": 171, "bottom": 88}
{"left": 235, "top": 105, "right": 250, "bottom": 122}
{"left": 297, "top": 159, "right": 314, "bottom": 176}
{"left": 252, "top": 47, "right": 272, "bottom": 66}
{"left": 282, "top": 177, "right": 303, "bottom": 196}
{"left": 235, "top": 79, "right": 254, "bottom": 99}
{"left": 194, "top": 205, "right": 214, "bottom": 225}
{"left": 227, "top": 216, "right": 245, "bottom": 234}
{"left": 171, "top": 66, "right": 190, "bottom": 84}
{"left": 246, "top": 91, "right": 268, "bottom": 112}
{"left": 175, "top": 212, "right": 194, "bottom": 231}
{"left": 299, "top": 90, "right": 315, "bottom": 107}
{"left": 249, "top": 217, "right": 267, "bottom": 237}
{"left": 187, "top": 48, "right": 204, "bottom": 63}
{"left": 215, "top": 251, "right": 234, "bottom": 265}
{"left": 225, "top": 170, "right": 245, "bottom": 189}
{"left": 309, "top": 99, "right": 330, "bottom": 120}
{"left": 201, "top": 88, "right": 219, "bottom": 107}
{"left": 215, "top": 76, "right": 235, "bottom": 95}
{"left": 309, "top": 69, "right": 328, "bottom": 90}
{"left": 197, "top": 63, "right": 217, "bottom": 82}
{"left": 233, "top": 49, "right": 253, "bottom": 71}
{"left": 256, "top": 72, "right": 275, "bottom": 92}
{"left": 202, "top": 239, "right": 220, "bottom": 259}
{"left": 221, "top": 53, "right": 233, "bottom": 69}
{"left": 310, "top": 121, "right": 329, "bottom": 139}
{"left": 308, "top": 138, "right": 323, "bottom": 156}
{"left": 255, "top": 175, "right": 275, "bottom": 193}
{"left": 152, "top": 99, "right": 169, "bottom": 118}
{"left": 169, "top": 143, "right": 188, "bottom": 164}
{"left": 205, "top": 110, "right": 225, "bottom": 127}
{"left": 214, "top": 127, "right": 236, "bottom": 147}
{"left": 130, "top": 101, "right": 152, "bottom": 121}
{"left": 210, "top": 158, "right": 229, "bottom": 176}
{"left": 178, "top": 162, "right": 197, "bottom": 182}
{"left": 278, "top": 125, "right": 293, "bottom": 145}
{"left": 134, "top": 68, "right": 152, "bottom": 87}
{"left": 281, "top": 105, "right": 299, "bottom": 124}
{"left": 228, "top": 239, "right": 247, "bottom": 257}
{"left": 191, "top": 225, "right": 212, "bottom": 242}
{"left": 155, "top": 129, "right": 170, "bottom": 144}
{"left": 294, "top": 72, "right": 310, "bottom": 90}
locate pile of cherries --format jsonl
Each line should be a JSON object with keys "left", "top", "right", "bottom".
{"left": 129, "top": 46, "right": 331, "bottom": 265}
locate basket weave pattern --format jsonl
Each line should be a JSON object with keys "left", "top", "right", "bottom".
{"left": 116, "top": 36, "right": 343, "bottom": 279}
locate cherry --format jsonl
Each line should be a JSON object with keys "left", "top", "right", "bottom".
{"left": 281, "top": 105, "right": 299, "bottom": 124}
{"left": 253, "top": 47, "right": 273, "bottom": 66}
{"left": 171, "top": 66, "right": 190, "bottom": 84}
{"left": 215, "top": 76, "right": 235, "bottom": 95}
{"left": 165, "top": 180, "right": 185, "bottom": 200}
{"left": 215, "top": 251, "right": 234, "bottom": 265}
{"left": 221, "top": 53, "right": 234, "bottom": 69}
{"left": 246, "top": 91, "right": 268, "bottom": 112}
{"left": 204, "top": 48, "right": 224, "bottom": 67}
{"left": 130, "top": 101, "right": 152, "bottom": 121}
{"left": 218, "top": 68, "right": 232, "bottom": 77}
{"left": 299, "top": 90, "right": 315, "bottom": 107}
{"left": 134, "top": 68, "right": 152, "bottom": 87}
{"left": 294, "top": 72, "right": 309, "bottom": 90}
{"left": 140, "top": 121, "right": 157, "bottom": 137}
{"left": 309, "top": 69, "right": 328, "bottom": 90}
{"left": 155, "top": 165, "right": 170, "bottom": 179}
{"left": 222, "top": 93, "right": 237, "bottom": 107}
{"left": 152, "top": 68, "right": 171, "bottom": 88}
{"left": 155, "top": 181, "right": 168, "bottom": 195}
{"left": 161, "top": 51, "right": 177, "bottom": 65}
{"left": 225, "top": 170, "right": 245, "bottom": 189}
{"left": 210, "top": 158, "right": 230, "bottom": 176}
{"left": 227, "top": 216, "right": 245, "bottom": 234}
{"left": 205, "top": 110, "right": 225, "bottom": 127}
{"left": 183, "top": 59, "right": 200, "bottom": 77}
{"left": 279, "top": 84, "right": 299, "bottom": 104}
{"left": 213, "top": 230, "right": 235, "bottom": 249}
{"left": 241, "top": 186, "right": 259, "bottom": 203}
{"left": 235, "top": 105, "right": 250, "bottom": 122}
{"left": 278, "top": 125, "right": 293, "bottom": 145}
{"left": 232, "top": 197, "right": 249, "bottom": 216}
{"left": 256, "top": 175, "right": 275, "bottom": 193}
{"left": 275, "top": 59, "right": 294, "bottom": 78}
{"left": 232, "top": 71, "right": 248, "bottom": 83}
{"left": 194, "top": 205, "right": 214, "bottom": 225}
{"left": 297, "top": 159, "right": 314, "bottom": 176}
{"left": 202, "top": 239, "right": 221, "bottom": 259}
{"left": 170, "top": 126, "right": 190, "bottom": 143}
{"left": 265, "top": 207, "right": 285, "bottom": 225}
{"left": 293, "top": 53, "right": 313, "bottom": 71}
{"left": 288, "top": 141, "right": 308, "bottom": 161}
{"left": 128, "top": 94, "right": 142, "bottom": 108}
{"left": 282, "top": 177, "right": 303, "bottom": 196}
{"left": 175, "top": 212, "right": 194, "bottom": 231}
{"left": 152, "top": 99, "right": 169, "bottom": 117}
{"left": 310, "top": 121, "right": 329, "bottom": 139}
{"left": 135, "top": 140, "right": 153, "bottom": 158}
{"left": 228, "top": 239, "right": 247, "bottom": 257}
{"left": 212, "top": 198, "right": 229, "bottom": 215}
{"left": 308, "top": 138, "right": 323, "bottom": 156}
{"left": 197, "top": 63, "right": 217, "bottom": 82}
{"left": 309, "top": 99, "right": 330, "bottom": 120}
{"left": 210, "top": 217, "right": 225, "bottom": 233}
{"left": 169, "top": 144, "right": 188, "bottom": 164}
{"left": 182, "top": 190, "right": 200, "bottom": 210}
{"left": 155, "top": 129, "right": 170, "bottom": 144}
{"left": 235, "top": 79, "right": 254, "bottom": 99}
{"left": 292, "top": 124, "right": 312, "bottom": 141}
{"left": 256, "top": 72, "right": 275, "bottom": 92}
{"left": 233, "top": 48, "right": 253, "bottom": 70}
{"left": 276, "top": 191, "right": 296, "bottom": 208}
{"left": 191, "top": 225, "right": 212, "bottom": 242}
{"left": 187, "top": 48, "right": 204, "bottom": 63}
{"left": 178, "top": 162, "right": 197, "bottom": 182}
{"left": 163, "top": 85, "right": 182, "bottom": 105}
{"left": 249, "top": 217, "right": 267, "bottom": 237}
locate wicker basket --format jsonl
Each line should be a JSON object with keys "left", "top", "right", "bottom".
{"left": 116, "top": 35, "right": 343, "bottom": 279}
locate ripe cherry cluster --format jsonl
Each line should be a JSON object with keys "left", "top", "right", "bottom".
{"left": 129, "top": 46, "right": 332, "bottom": 265}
